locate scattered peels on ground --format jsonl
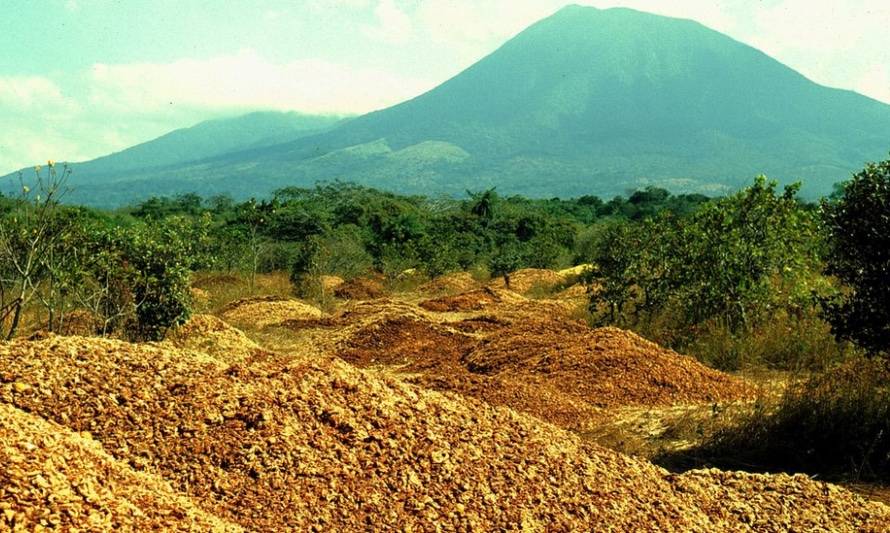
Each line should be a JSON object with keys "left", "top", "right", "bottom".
{"left": 0, "top": 402, "right": 242, "bottom": 532}
{"left": 219, "top": 296, "right": 323, "bottom": 329}
{"left": 1, "top": 334, "right": 888, "bottom": 531}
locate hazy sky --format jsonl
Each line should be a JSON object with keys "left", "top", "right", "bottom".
{"left": 1, "top": 0, "right": 888, "bottom": 174}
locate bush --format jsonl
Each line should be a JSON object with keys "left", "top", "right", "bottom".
{"left": 822, "top": 158, "right": 890, "bottom": 355}
{"left": 683, "top": 311, "right": 849, "bottom": 372}
{"left": 290, "top": 226, "right": 374, "bottom": 291}
{"left": 583, "top": 177, "right": 828, "bottom": 369}
{"left": 120, "top": 216, "right": 205, "bottom": 340}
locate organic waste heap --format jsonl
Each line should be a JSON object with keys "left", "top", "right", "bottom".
{"left": 0, "top": 333, "right": 887, "bottom": 531}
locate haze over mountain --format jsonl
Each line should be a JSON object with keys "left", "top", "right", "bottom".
{"left": 7, "top": 5, "right": 890, "bottom": 206}
{"left": 78, "top": 111, "right": 349, "bottom": 174}
{"left": 1, "top": 111, "right": 346, "bottom": 201}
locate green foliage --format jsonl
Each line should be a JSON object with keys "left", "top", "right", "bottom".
{"left": 488, "top": 239, "right": 523, "bottom": 288}
{"left": 119, "top": 216, "right": 209, "bottom": 340}
{"left": 584, "top": 177, "right": 827, "bottom": 369}
{"left": 0, "top": 163, "right": 70, "bottom": 338}
{"left": 822, "top": 158, "right": 890, "bottom": 355}
{"left": 105, "top": 182, "right": 712, "bottom": 288}
{"left": 674, "top": 177, "right": 820, "bottom": 330}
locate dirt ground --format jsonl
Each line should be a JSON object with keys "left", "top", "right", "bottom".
{"left": 2, "top": 272, "right": 889, "bottom": 530}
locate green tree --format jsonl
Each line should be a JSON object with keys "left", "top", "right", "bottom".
{"left": 678, "top": 177, "right": 818, "bottom": 330}
{"left": 584, "top": 177, "right": 821, "bottom": 336}
{"left": 468, "top": 188, "right": 498, "bottom": 222}
{"left": 120, "top": 216, "right": 207, "bottom": 340}
{"left": 489, "top": 238, "right": 523, "bottom": 289}
{"left": 822, "top": 158, "right": 890, "bottom": 355}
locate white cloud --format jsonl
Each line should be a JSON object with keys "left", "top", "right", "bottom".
{"left": 0, "top": 76, "right": 87, "bottom": 172}
{"left": 855, "top": 65, "right": 890, "bottom": 105}
{"left": 0, "top": 76, "right": 78, "bottom": 114}
{"left": 0, "top": 50, "right": 437, "bottom": 173}
{"left": 85, "top": 49, "right": 433, "bottom": 115}
{"left": 364, "top": 0, "right": 414, "bottom": 44}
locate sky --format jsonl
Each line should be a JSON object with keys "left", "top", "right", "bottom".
{"left": 0, "top": 0, "right": 888, "bottom": 174}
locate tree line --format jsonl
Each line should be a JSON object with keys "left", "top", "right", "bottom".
{"left": 2, "top": 159, "right": 889, "bottom": 366}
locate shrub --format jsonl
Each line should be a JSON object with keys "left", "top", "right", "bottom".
{"left": 120, "top": 216, "right": 204, "bottom": 340}
{"left": 583, "top": 177, "right": 828, "bottom": 369}
{"left": 0, "top": 163, "right": 70, "bottom": 338}
{"left": 290, "top": 226, "right": 374, "bottom": 291}
{"left": 822, "top": 158, "right": 890, "bottom": 355}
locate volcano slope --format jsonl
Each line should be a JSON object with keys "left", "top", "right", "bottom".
{"left": 1, "top": 334, "right": 888, "bottom": 531}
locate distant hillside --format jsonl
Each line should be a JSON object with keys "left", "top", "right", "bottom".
{"left": 9, "top": 5, "right": 890, "bottom": 206}
{"left": 2, "top": 111, "right": 347, "bottom": 201}
{"left": 80, "top": 111, "right": 348, "bottom": 174}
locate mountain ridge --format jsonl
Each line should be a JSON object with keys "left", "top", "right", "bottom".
{"left": 5, "top": 5, "right": 889, "bottom": 206}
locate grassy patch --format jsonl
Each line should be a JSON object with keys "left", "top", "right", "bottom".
{"left": 192, "top": 271, "right": 293, "bottom": 313}
{"left": 657, "top": 357, "right": 890, "bottom": 482}
{"left": 681, "top": 312, "right": 852, "bottom": 372}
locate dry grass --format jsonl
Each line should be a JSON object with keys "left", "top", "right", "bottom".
{"left": 657, "top": 358, "right": 890, "bottom": 484}
{"left": 191, "top": 271, "right": 293, "bottom": 314}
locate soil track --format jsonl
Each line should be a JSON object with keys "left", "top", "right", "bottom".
{"left": 2, "top": 334, "right": 887, "bottom": 530}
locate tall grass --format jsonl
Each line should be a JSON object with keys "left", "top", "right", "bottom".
{"left": 681, "top": 312, "right": 852, "bottom": 372}
{"left": 585, "top": 301, "right": 850, "bottom": 372}
{"left": 192, "top": 271, "right": 293, "bottom": 313}
{"left": 658, "top": 357, "right": 890, "bottom": 482}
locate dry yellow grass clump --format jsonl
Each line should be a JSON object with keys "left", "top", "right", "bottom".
{"left": 319, "top": 274, "right": 345, "bottom": 293}
{"left": 190, "top": 287, "right": 211, "bottom": 312}
{"left": 0, "top": 403, "right": 241, "bottom": 531}
{"left": 0, "top": 334, "right": 888, "bottom": 530}
{"left": 57, "top": 309, "right": 101, "bottom": 337}
{"left": 219, "top": 296, "right": 323, "bottom": 329}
